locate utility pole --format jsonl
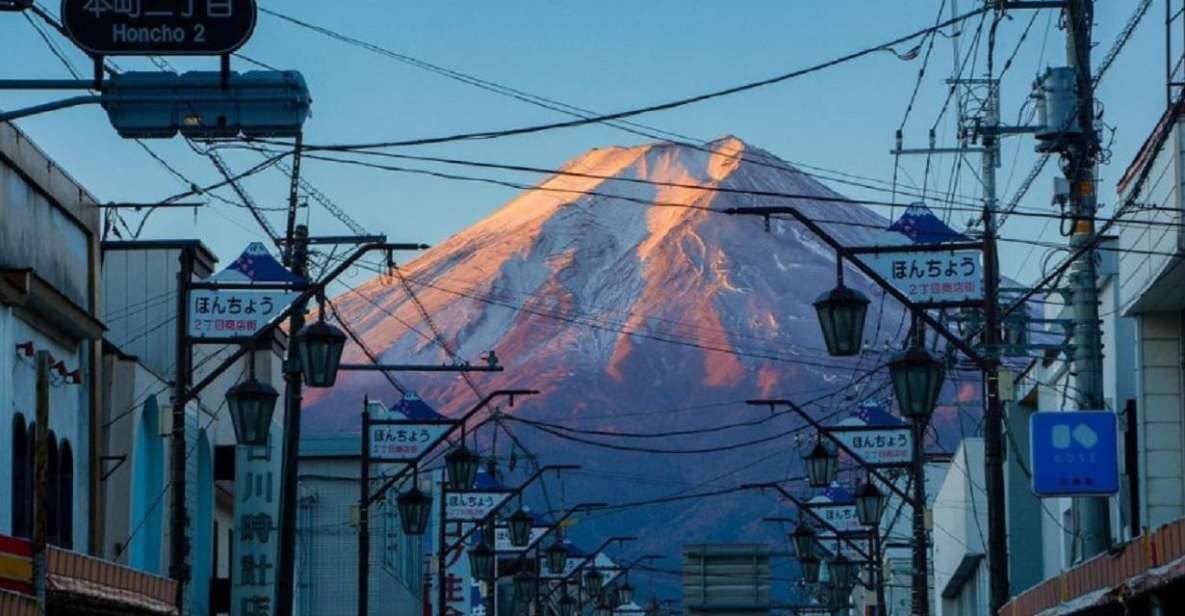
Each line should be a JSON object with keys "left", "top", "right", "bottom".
{"left": 170, "top": 246, "right": 194, "bottom": 615}
{"left": 908, "top": 321, "right": 931, "bottom": 616}
{"left": 1063, "top": 0, "right": 1111, "bottom": 560}
{"left": 33, "top": 351, "right": 49, "bottom": 616}
{"left": 275, "top": 223, "right": 309, "bottom": 616}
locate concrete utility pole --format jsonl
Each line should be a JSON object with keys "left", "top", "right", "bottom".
{"left": 33, "top": 351, "right": 49, "bottom": 616}
{"left": 1063, "top": 0, "right": 1112, "bottom": 560}
{"left": 170, "top": 246, "right": 195, "bottom": 614}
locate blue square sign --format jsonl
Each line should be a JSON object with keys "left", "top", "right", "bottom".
{"left": 1030, "top": 411, "right": 1119, "bottom": 497}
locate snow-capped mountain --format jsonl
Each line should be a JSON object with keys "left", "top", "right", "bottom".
{"left": 303, "top": 136, "right": 967, "bottom": 594}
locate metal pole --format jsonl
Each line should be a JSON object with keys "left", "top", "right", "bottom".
{"left": 33, "top": 351, "right": 49, "bottom": 616}
{"left": 438, "top": 482, "right": 448, "bottom": 616}
{"left": 275, "top": 225, "right": 309, "bottom": 616}
{"left": 170, "top": 247, "right": 194, "bottom": 615}
{"left": 1064, "top": 0, "right": 1112, "bottom": 561}
{"left": 872, "top": 529, "right": 885, "bottom": 616}
{"left": 980, "top": 81, "right": 1011, "bottom": 613}
{"left": 358, "top": 403, "right": 371, "bottom": 616}
{"left": 908, "top": 323, "right": 930, "bottom": 616}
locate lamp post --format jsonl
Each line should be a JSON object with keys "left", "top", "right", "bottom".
{"left": 547, "top": 540, "right": 569, "bottom": 576}
{"left": 225, "top": 374, "right": 279, "bottom": 447}
{"left": 803, "top": 439, "right": 838, "bottom": 488}
{"left": 396, "top": 484, "right": 432, "bottom": 536}
{"left": 292, "top": 308, "right": 347, "bottom": 387}
{"left": 813, "top": 257, "right": 870, "bottom": 357}
{"left": 507, "top": 508, "right": 534, "bottom": 548}
{"left": 444, "top": 443, "right": 481, "bottom": 492}
{"left": 790, "top": 522, "right": 818, "bottom": 560}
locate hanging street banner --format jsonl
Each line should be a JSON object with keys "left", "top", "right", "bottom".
{"left": 494, "top": 524, "right": 551, "bottom": 552}
{"left": 366, "top": 421, "right": 454, "bottom": 463}
{"left": 864, "top": 248, "right": 982, "bottom": 305}
{"left": 830, "top": 401, "right": 913, "bottom": 467}
{"left": 1030, "top": 410, "right": 1119, "bottom": 497}
{"left": 61, "top": 0, "right": 258, "bottom": 56}
{"left": 446, "top": 491, "right": 513, "bottom": 522}
{"left": 188, "top": 242, "right": 302, "bottom": 340}
{"left": 804, "top": 484, "right": 863, "bottom": 534}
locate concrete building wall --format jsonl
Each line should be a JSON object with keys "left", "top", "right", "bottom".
{"left": 1135, "top": 312, "right": 1185, "bottom": 528}
{"left": 931, "top": 439, "right": 988, "bottom": 616}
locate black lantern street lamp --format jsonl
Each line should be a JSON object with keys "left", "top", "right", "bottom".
{"left": 507, "top": 508, "right": 533, "bottom": 548}
{"left": 513, "top": 570, "right": 536, "bottom": 602}
{"left": 855, "top": 479, "right": 888, "bottom": 526}
{"left": 293, "top": 318, "right": 347, "bottom": 388}
{"left": 445, "top": 444, "right": 481, "bottom": 492}
{"left": 606, "top": 588, "right": 621, "bottom": 610}
{"left": 559, "top": 595, "right": 578, "bottom": 616}
{"left": 547, "top": 541, "right": 569, "bottom": 575}
{"left": 617, "top": 581, "right": 635, "bottom": 606}
{"left": 800, "top": 555, "right": 821, "bottom": 583}
{"left": 226, "top": 377, "right": 279, "bottom": 447}
{"left": 396, "top": 487, "right": 432, "bottom": 536}
{"left": 584, "top": 568, "right": 605, "bottom": 596}
{"left": 813, "top": 274, "right": 870, "bottom": 357}
{"left": 826, "top": 554, "right": 857, "bottom": 591}
{"left": 888, "top": 346, "right": 946, "bottom": 421}
{"left": 804, "top": 439, "right": 838, "bottom": 488}
{"left": 593, "top": 600, "right": 612, "bottom": 616}
{"left": 468, "top": 542, "right": 494, "bottom": 581}
{"left": 790, "top": 522, "right": 818, "bottom": 559}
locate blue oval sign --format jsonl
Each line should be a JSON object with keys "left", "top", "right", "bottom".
{"left": 61, "top": 0, "right": 257, "bottom": 56}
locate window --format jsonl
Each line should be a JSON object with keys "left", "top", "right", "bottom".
{"left": 58, "top": 441, "right": 74, "bottom": 550}
{"left": 11, "top": 414, "right": 29, "bottom": 538}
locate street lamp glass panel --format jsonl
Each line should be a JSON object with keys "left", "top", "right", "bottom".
{"left": 445, "top": 445, "right": 481, "bottom": 492}
{"left": 584, "top": 568, "right": 604, "bottom": 595}
{"left": 617, "top": 582, "right": 635, "bottom": 606}
{"left": 294, "top": 319, "right": 347, "bottom": 388}
{"left": 804, "top": 440, "right": 838, "bottom": 488}
{"left": 813, "top": 285, "right": 869, "bottom": 357}
{"left": 513, "top": 571, "right": 536, "bottom": 602}
{"left": 396, "top": 487, "right": 432, "bottom": 536}
{"left": 507, "top": 509, "right": 533, "bottom": 547}
{"left": 800, "top": 556, "right": 821, "bottom": 583}
{"left": 546, "top": 541, "right": 569, "bottom": 575}
{"left": 889, "top": 347, "right": 946, "bottom": 421}
{"left": 855, "top": 480, "right": 888, "bottom": 526}
{"left": 469, "top": 543, "right": 494, "bottom": 581}
{"left": 559, "top": 595, "right": 578, "bottom": 616}
{"left": 826, "top": 554, "right": 856, "bottom": 590}
{"left": 790, "top": 522, "right": 817, "bottom": 559}
{"left": 226, "top": 378, "right": 279, "bottom": 446}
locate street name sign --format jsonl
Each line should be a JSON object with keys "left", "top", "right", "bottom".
{"left": 62, "top": 0, "right": 257, "bottom": 55}
{"left": 831, "top": 401, "right": 913, "bottom": 467}
{"left": 366, "top": 421, "right": 455, "bottom": 463}
{"left": 1030, "top": 410, "right": 1119, "bottom": 497}
{"left": 188, "top": 242, "right": 301, "bottom": 340}
{"left": 445, "top": 491, "right": 512, "bottom": 522}
{"left": 865, "top": 249, "right": 983, "bottom": 304}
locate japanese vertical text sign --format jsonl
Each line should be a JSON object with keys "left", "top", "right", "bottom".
{"left": 232, "top": 429, "right": 282, "bottom": 616}
{"left": 1030, "top": 411, "right": 1119, "bottom": 497}
{"left": 188, "top": 243, "right": 301, "bottom": 340}
{"left": 62, "top": 0, "right": 258, "bottom": 55}
{"left": 866, "top": 249, "right": 983, "bottom": 304}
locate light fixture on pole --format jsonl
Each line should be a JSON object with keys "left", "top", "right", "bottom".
{"left": 513, "top": 570, "right": 536, "bottom": 602}
{"left": 826, "top": 554, "right": 857, "bottom": 591}
{"left": 546, "top": 540, "right": 569, "bottom": 575}
{"left": 584, "top": 568, "right": 604, "bottom": 596}
{"left": 790, "top": 522, "right": 817, "bottom": 559}
{"left": 606, "top": 588, "right": 621, "bottom": 610}
{"left": 855, "top": 479, "right": 888, "bottom": 526}
{"left": 888, "top": 346, "right": 946, "bottom": 421}
{"left": 444, "top": 443, "right": 481, "bottom": 492}
{"left": 293, "top": 301, "right": 347, "bottom": 387}
{"left": 507, "top": 508, "right": 533, "bottom": 548}
{"left": 468, "top": 542, "right": 494, "bottom": 581}
{"left": 396, "top": 485, "right": 432, "bottom": 536}
{"left": 814, "top": 256, "right": 870, "bottom": 357}
{"left": 226, "top": 358, "right": 279, "bottom": 447}
{"left": 593, "top": 600, "right": 612, "bottom": 616}
{"left": 617, "top": 580, "right": 635, "bottom": 606}
{"left": 800, "top": 555, "right": 821, "bottom": 583}
{"left": 559, "top": 594, "right": 578, "bottom": 616}
{"left": 804, "top": 438, "right": 838, "bottom": 488}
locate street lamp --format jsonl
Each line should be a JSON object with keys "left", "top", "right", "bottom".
{"left": 468, "top": 542, "right": 494, "bottom": 581}
{"left": 814, "top": 283, "right": 870, "bottom": 357}
{"left": 293, "top": 317, "right": 347, "bottom": 388}
{"left": 396, "top": 487, "right": 432, "bottom": 536}
{"left": 804, "top": 439, "right": 838, "bottom": 488}
{"left": 888, "top": 346, "right": 946, "bottom": 421}
{"left": 584, "top": 568, "right": 605, "bottom": 595}
{"left": 513, "top": 570, "right": 536, "bottom": 602}
{"left": 559, "top": 595, "right": 578, "bottom": 616}
{"left": 617, "top": 581, "right": 635, "bottom": 606}
{"left": 546, "top": 541, "right": 569, "bottom": 575}
{"left": 826, "top": 554, "right": 857, "bottom": 591}
{"left": 855, "top": 479, "right": 888, "bottom": 526}
{"left": 800, "top": 555, "right": 821, "bottom": 583}
{"left": 606, "top": 588, "right": 621, "bottom": 610}
{"left": 790, "top": 522, "right": 818, "bottom": 559}
{"left": 445, "top": 444, "right": 481, "bottom": 491}
{"left": 593, "top": 599, "right": 612, "bottom": 616}
{"left": 507, "top": 508, "right": 533, "bottom": 548}
{"left": 226, "top": 377, "right": 279, "bottom": 446}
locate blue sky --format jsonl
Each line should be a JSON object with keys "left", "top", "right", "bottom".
{"left": 0, "top": 1, "right": 1166, "bottom": 283}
